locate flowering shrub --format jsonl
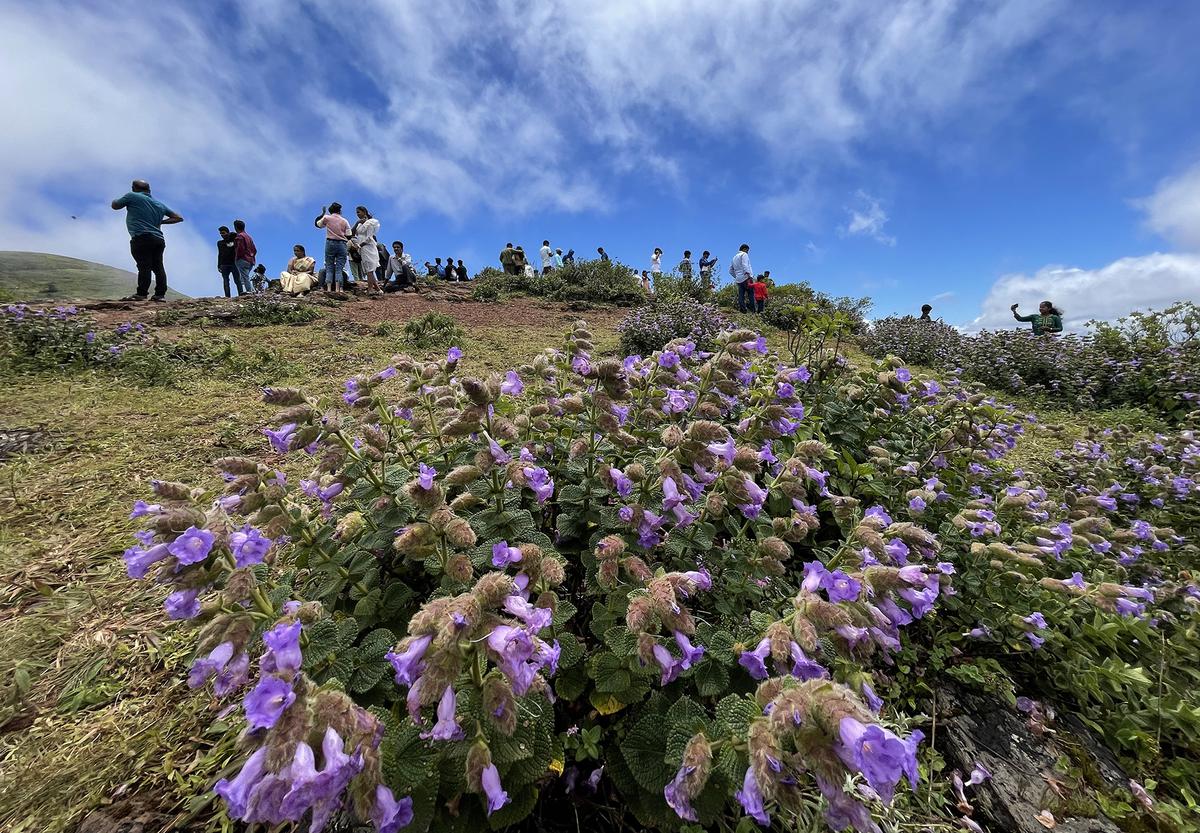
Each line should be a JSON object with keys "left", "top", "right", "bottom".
{"left": 715, "top": 282, "right": 872, "bottom": 335}
{"left": 617, "top": 295, "right": 731, "bottom": 356}
{"left": 229, "top": 296, "right": 322, "bottom": 327}
{"left": 863, "top": 309, "right": 1200, "bottom": 422}
{"left": 122, "top": 320, "right": 1198, "bottom": 831}
{"left": 1, "top": 303, "right": 149, "bottom": 369}
{"left": 859, "top": 316, "right": 963, "bottom": 368}
{"left": 471, "top": 260, "right": 645, "bottom": 306}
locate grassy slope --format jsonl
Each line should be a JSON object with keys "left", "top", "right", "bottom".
{"left": 0, "top": 251, "right": 189, "bottom": 301}
{"left": 0, "top": 298, "right": 1123, "bottom": 831}
{"left": 0, "top": 300, "right": 618, "bottom": 832}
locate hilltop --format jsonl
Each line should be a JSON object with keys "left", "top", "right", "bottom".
{"left": 0, "top": 251, "right": 189, "bottom": 302}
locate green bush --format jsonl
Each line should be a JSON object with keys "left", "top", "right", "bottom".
{"left": 470, "top": 260, "right": 645, "bottom": 306}
{"left": 617, "top": 295, "right": 731, "bottom": 355}
{"left": 715, "top": 282, "right": 871, "bottom": 334}
{"left": 403, "top": 311, "right": 465, "bottom": 350}
{"left": 229, "top": 296, "right": 322, "bottom": 327}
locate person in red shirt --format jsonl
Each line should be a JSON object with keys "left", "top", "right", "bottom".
{"left": 750, "top": 276, "right": 768, "bottom": 313}
{"left": 232, "top": 219, "right": 257, "bottom": 296}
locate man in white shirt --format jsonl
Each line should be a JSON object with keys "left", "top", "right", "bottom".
{"left": 540, "top": 240, "right": 554, "bottom": 274}
{"left": 385, "top": 241, "right": 417, "bottom": 291}
{"left": 730, "top": 243, "right": 753, "bottom": 312}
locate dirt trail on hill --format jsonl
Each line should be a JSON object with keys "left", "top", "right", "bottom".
{"left": 71, "top": 285, "right": 627, "bottom": 332}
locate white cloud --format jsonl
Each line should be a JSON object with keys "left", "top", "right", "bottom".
{"left": 930, "top": 291, "right": 956, "bottom": 302}
{"left": 1138, "top": 163, "right": 1200, "bottom": 251}
{"left": 841, "top": 191, "right": 896, "bottom": 246}
{"left": 965, "top": 253, "right": 1200, "bottom": 332}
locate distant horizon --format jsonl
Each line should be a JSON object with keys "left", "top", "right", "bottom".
{"left": 2, "top": 1, "right": 1199, "bottom": 332}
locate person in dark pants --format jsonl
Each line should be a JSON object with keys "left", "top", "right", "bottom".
{"left": 232, "top": 219, "right": 257, "bottom": 294}
{"left": 111, "top": 179, "right": 183, "bottom": 301}
{"left": 455, "top": 259, "right": 469, "bottom": 282}
{"left": 729, "top": 243, "right": 753, "bottom": 313}
{"left": 216, "top": 225, "right": 242, "bottom": 297}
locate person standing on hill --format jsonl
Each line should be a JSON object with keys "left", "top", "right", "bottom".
{"left": 678, "top": 250, "right": 694, "bottom": 279}
{"left": 314, "top": 203, "right": 351, "bottom": 292}
{"left": 111, "top": 179, "right": 183, "bottom": 302}
{"left": 919, "top": 304, "right": 933, "bottom": 320}
{"left": 699, "top": 251, "right": 717, "bottom": 288}
{"left": 232, "top": 219, "right": 257, "bottom": 296}
{"left": 499, "top": 243, "right": 517, "bottom": 275}
{"left": 351, "top": 206, "right": 382, "bottom": 295}
{"left": 513, "top": 246, "right": 528, "bottom": 274}
{"left": 1011, "top": 301, "right": 1064, "bottom": 335}
{"left": 540, "top": 240, "right": 554, "bottom": 274}
{"left": 216, "top": 225, "right": 242, "bottom": 297}
{"left": 597, "top": 247, "right": 610, "bottom": 262}
{"left": 730, "top": 243, "right": 753, "bottom": 313}
{"left": 651, "top": 248, "right": 662, "bottom": 279}
{"left": 563, "top": 249, "right": 575, "bottom": 265}
{"left": 554, "top": 248, "right": 564, "bottom": 269}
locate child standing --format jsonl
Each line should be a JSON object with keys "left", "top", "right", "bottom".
{"left": 750, "top": 276, "right": 768, "bottom": 313}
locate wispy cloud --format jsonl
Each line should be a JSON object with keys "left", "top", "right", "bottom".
{"left": 1137, "top": 162, "right": 1200, "bottom": 251}
{"left": 841, "top": 191, "right": 896, "bottom": 246}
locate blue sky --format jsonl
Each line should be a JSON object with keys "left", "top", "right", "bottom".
{"left": 3, "top": 0, "right": 1200, "bottom": 329}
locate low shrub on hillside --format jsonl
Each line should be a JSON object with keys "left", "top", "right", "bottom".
{"left": 715, "top": 282, "right": 872, "bottom": 334}
{"left": 858, "top": 315, "right": 963, "bottom": 368}
{"left": 471, "top": 260, "right": 645, "bottom": 306}
{"left": 617, "top": 294, "right": 731, "bottom": 355}
{"left": 122, "top": 318, "right": 1198, "bottom": 833}
{"left": 403, "top": 311, "right": 465, "bottom": 350}
{"left": 230, "top": 296, "right": 322, "bottom": 327}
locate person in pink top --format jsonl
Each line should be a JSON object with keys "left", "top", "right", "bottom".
{"left": 313, "top": 202, "right": 351, "bottom": 292}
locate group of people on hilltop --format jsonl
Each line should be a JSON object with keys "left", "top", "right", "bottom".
{"left": 497, "top": 241, "right": 577, "bottom": 276}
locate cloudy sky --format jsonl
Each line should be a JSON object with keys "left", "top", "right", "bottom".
{"left": 2, "top": 0, "right": 1199, "bottom": 329}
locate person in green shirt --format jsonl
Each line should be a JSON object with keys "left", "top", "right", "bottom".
{"left": 1010, "top": 300, "right": 1064, "bottom": 335}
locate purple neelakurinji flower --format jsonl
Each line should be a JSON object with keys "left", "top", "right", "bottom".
{"left": 680, "top": 569, "right": 712, "bottom": 591}
{"left": 865, "top": 505, "right": 892, "bottom": 525}
{"left": 673, "top": 631, "right": 705, "bottom": 670}
{"left": 707, "top": 436, "right": 737, "bottom": 466}
{"left": 611, "top": 403, "right": 630, "bottom": 425}
{"left": 652, "top": 644, "right": 681, "bottom": 685}
{"left": 263, "top": 620, "right": 303, "bottom": 674}
{"left": 129, "top": 500, "right": 162, "bottom": 518}
{"left": 1064, "top": 572, "right": 1087, "bottom": 589}
{"left": 387, "top": 634, "right": 433, "bottom": 686}
{"left": 188, "top": 641, "right": 234, "bottom": 688}
{"left": 344, "top": 379, "right": 362, "bottom": 405}
{"left": 790, "top": 643, "right": 828, "bottom": 681}
{"left": 662, "top": 477, "right": 696, "bottom": 525}
{"left": 741, "top": 336, "right": 769, "bottom": 354}
{"left": 230, "top": 526, "right": 272, "bottom": 568}
{"left": 1131, "top": 520, "right": 1153, "bottom": 541}
{"left": 663, "top": 765, "right": 698, "bottom": 821}
{"left": 422, "top": 686, "right": 466, "bottom": 741}
{"left": 908, "top": 496, "right": 926, "bottom": 513}
{"left": 836, "top": 717, "right": 923, "bottom": 804}
{"left": 447, "top": 346, "right": 463, "bottom": 363}
{"left": 736, "top": 767, "right": 770, "bottom": 827}
{"left": 824, "top": 570, "right": 862, "bottom": 603}
{"left": 244, "top": 676, "right": 296, "bottom": 730}
{"left": 123, "top": 542, "right": 170, "bottom": 579}
{"left": 861, "top": 681, "right": 884, "bottom": 713}
{"left": 663, "top": 388, "right": 689, "bottom": 413}
{"left": 488, "top": 438, "right": 511, "bottom": 464}
{"left": 482, "top": 763, "right": 510, "bottom": 815}
{"left": 214, "top": 747, "right": 268, "bottom": 820}
{"left": 165, "top": 588, "right": 201, "bottom": 620}
{"left": 897, "top": 565, "right": 927, "bottom": 585}
{"left": 214, "top": 651, "right": 251, "bottom": 697}
{"left": 263, "top": 423, "right": 298, "bottom": 454}
{"left": 572, "top": 355, "right": 592, "bottom": 375}
{"left": 790, "top": 365, "right": 812, "bottom": 383}
{"left": 417, "top": 463, "right": 437, "bottom": 490}
{"left": 609, "top": 468, "right": 633, "bottom": 497}
{"left": 1023, "top": 612, "right": 1048, "bottom": 630}
{"left": 968, "top": 763, "right": 992, "bottom": 786}
{"left": 884, "top": 538, "right": 910, "bottom": 564}
{"left": 801, "top": 560, "right": 828, "bottom": 593}
{"left": 523, "top": 466, "right": 554, "bottom": 504}
{"left": 318, "top": 482, "right": 344, "bottom": 503}
{"left": 501, "top": 370, "right": 524, "bottom": 396}
{"left": 372, "top": 785, "right": 414, "bottom": 833}
{"left": 1115, "top": 598, "right": 1146, "bottom": 618}
{"left": 738, "top": 637, "right": 772, "bottom": 680}
{"left": 1025, "top": 632, "right": 1045, "bottom": 649}
{"left": 658, "top": 351, "right": 680, "bottom": 368}
{"left": 895, "top": 367, "right": 912, "bottom": 383}
{"left": 491, "top": 540, "right": 523, "bottom": 568}
{"left": 168, "top": 526, "right": 215, "bottom": 566}
{"left": 503, "top": 595, "right": 553, "bottom": 631}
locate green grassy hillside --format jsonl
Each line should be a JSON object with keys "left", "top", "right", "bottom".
{"left": 0, "top": 251, "right": 188, "bottom": 301}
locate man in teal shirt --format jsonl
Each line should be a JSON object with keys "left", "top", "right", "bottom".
{"left": 111, "top": 179, "right": 184, "bottom": 301}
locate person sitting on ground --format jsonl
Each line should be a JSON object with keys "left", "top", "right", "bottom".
{"left": 523, "top": 259, "right": 536, "bottom": 279}
{"left": 445, "top": 255, "right": 456, "bottom": 280}
{"left": 597, "top": 246, "right": 610, "bottom": 262}
{"left": 425, "top": 261, "right": 436, "bottom": 277}
{"left": 750, "top": 276, "right": 768, "bottom": 313}
{"left": 1011, "top": 301, "right": 1064, "bottom": 335}
{"left": 456, "top": 259, "right": 469, "bottom": 282}
{"left": 251, "top": 263, "right": 267, "bottom": 293}
{"left": 919, "top": 304, "right": 933, "bottom": 320}
{"left": 385, "top": 241, "right": 417, "bottom": 292}
{"left": 281, "top": 245, "right": 318, "bottom": 295}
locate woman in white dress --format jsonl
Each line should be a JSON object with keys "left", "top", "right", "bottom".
{"left": 351, "top": 205, "right": 382, "bottom": 295}
{"left": 651, "top": 247, "right": 663, "bottom": 278}
{"left": 280, "top": 244, "right": 317, "bottom": 295}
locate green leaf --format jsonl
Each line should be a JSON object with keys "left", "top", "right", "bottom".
{"left": 487, "top": 784, "right": 538, "bottom": 829}
{"left": 620, "top": 713, "right": 674, "bottom": 792}
{"left": 693, "top": 660, "right": 730, "bottom": 698}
